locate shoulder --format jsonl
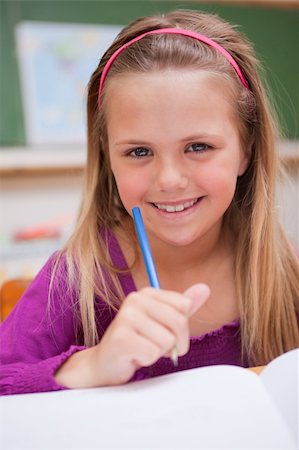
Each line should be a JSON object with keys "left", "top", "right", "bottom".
{"left": 31, "top": 251, "right": 70, "bottom": 296}
{"left": 11, "top": 250, "right": 77, "bottom": 321}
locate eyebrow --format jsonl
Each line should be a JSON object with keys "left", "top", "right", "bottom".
{"left": 114, "top": 134, "right": 223, "bottom": 146}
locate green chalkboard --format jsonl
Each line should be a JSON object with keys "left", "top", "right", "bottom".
{"left": 0, "top": 0, "right": 298, "bottom": 145}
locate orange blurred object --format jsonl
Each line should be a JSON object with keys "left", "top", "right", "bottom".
{"left": 0, "top": 278, "right": 32, "bottom": 321}
{"left": 13, "top": 226, "right": 60, "bottom": 241}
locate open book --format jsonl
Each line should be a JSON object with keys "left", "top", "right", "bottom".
{"left": 1, "top": 348, "right": 298, "bottom": 450}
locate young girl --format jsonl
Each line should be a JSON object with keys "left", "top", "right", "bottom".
{"left": 1, "top": 9, "right": 298, "bottom": 395}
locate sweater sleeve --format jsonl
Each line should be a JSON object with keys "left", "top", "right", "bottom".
{"left": 0, "top": 254, "right": 86, "bottom": 395}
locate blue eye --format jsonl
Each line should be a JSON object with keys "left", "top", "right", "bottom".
{"left": 187, "top": 143, "right": 210, "bottom": 153}
{"left": 129, "top": 147, "right": 152, "bottom": 158}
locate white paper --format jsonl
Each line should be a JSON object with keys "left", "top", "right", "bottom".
{"left": 1, "top": 352, "right": 297, "bottom": 450}
{"left": 260, "top": 347, "right": 299, "bottom": 439}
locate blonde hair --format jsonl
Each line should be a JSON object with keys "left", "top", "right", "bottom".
{"left": 54, "top": 10, "right": 299, "bottom": 365}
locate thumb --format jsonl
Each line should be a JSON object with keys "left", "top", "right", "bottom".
{"left": 183, "top": 283, "right": 210, "bottom": 316}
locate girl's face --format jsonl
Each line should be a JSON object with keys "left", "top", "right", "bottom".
{"left": 106, "top": 70, "right": 249, "bottom": 248}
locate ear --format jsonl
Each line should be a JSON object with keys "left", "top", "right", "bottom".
{"left": 238, "top": 141, "right": 253, "bottom": 176}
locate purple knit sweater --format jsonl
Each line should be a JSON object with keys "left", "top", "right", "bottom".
{"left": 0, "top": 230, "right": 245, "bottom": 395}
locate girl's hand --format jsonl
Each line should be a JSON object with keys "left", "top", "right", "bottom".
{"left": 54, "top": 283, "right": 210, "bottom": 389}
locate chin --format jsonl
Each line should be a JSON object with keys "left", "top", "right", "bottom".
{"left": 158, "top": 231, "right": 199, "bottom": 248}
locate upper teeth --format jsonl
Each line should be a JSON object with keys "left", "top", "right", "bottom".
{"left": 154, "top": 198, "right": 198, "bottom": 213}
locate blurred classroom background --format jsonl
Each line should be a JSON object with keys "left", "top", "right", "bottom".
{"left": 0, "top": 0, "right": 298, "bottom": 287}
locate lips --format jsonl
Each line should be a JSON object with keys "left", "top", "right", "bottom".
{"left": 153, "top": 198, "right": 200, "bottom": 213}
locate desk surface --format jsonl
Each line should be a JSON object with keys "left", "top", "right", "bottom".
{"left": 249, "top": 365, "right": 265, "bottom": 374}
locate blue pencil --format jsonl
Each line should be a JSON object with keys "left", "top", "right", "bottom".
{"left": 132, "top": 206, "right": 178, "bottom": 365}
{"left": 132, "top": 207, "right": 160, "bottom": 289}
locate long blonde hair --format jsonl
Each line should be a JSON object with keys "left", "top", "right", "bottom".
{"left": 55, "top": 10, "right": 299, "bottom": 365}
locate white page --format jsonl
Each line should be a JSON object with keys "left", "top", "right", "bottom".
{"left": 260, "top": 348, "right": 299, "bottom": 442}
{"left": 0, "top": 364, "right": 296, "bottom": 450}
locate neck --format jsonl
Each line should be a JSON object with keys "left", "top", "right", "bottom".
{"left": 144, "top": 223, "right": 233, "bottom": 293}
{"left": 115, "top": 219, "right": 233, "bottom": 293}
{"left": 151, "top": 224, "right": 226, "bottom": 269}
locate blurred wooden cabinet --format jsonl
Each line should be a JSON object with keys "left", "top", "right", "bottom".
{"left": 0, "top": 279, "right": 31, "bottom": 321}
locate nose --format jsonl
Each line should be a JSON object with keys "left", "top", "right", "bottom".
{"left": 155, "top": 158, "right": 188, "bottom": 192}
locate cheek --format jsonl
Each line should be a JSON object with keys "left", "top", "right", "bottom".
{"left": 198, "top": 164, "right": 239, "bottom": 199}
{"left": 112, "top": 168, "right": 149, "bottom": 208}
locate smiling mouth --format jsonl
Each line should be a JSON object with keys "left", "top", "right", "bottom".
{"left": 152, "top": 198, "right": 200, "bottom": 213}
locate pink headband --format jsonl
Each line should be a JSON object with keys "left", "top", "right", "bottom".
{"left": 98, "top": 28, "right": 249, "bottom": 107}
